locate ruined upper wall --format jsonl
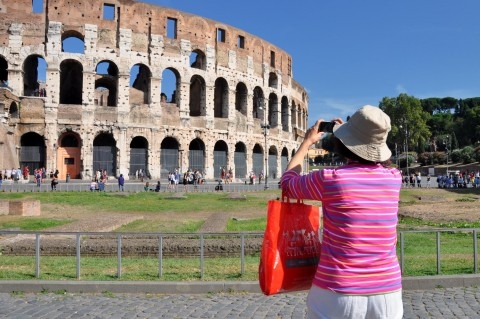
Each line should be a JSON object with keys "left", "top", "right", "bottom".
{"left": 0, "top": 0, "right": 294, "bottom": 84}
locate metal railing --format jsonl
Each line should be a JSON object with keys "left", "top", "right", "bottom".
{"left": 0, "top": 231, "right": 263, "bottom": 280}
{"left": 398, "top": 228, "right": 480, "bottom": 275}
{"left": 0, "top": 180, "right": 279, "bottom": 193}
{"left": 1, "top": 228, "right": 480, "bottom": 280}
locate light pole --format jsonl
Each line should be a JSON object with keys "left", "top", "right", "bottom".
{"left": 400, "top": 123, "right": 409, "bottom": 177}
{"left": 444, "top": 135, "right": 450, "bottom": 174}
{"left": 395, "top": 143, "right": 398, "bottom": 167}
{"left": 405, "top": 124, "right": 409, "bottom": 177}
{"left": 259, "top": 102, "right": 270, "bottom": 190}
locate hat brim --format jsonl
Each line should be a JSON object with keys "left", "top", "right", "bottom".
{"left": 333, "top": 122, "right": 392, "bottom": 162}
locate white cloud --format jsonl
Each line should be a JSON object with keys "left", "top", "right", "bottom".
{"left": 395, "top": 84, "right": 407, "bottom": 94}
{"left": 307, "top": 97, "right": 369, "bottom": 126}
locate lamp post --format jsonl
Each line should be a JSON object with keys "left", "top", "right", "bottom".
{"left": 259, "top": 102, "right": 270, "bottom": 190}
{"left": 400, "top": 123, "right": 409, "bottom": 177}
{"left": 395, "top": 143, "right": 399, "bottom": 167}
{"left": 444, "top": 135, "right": 450, "bottom": 174}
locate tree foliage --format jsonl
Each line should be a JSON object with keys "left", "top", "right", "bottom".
{"left": 379, "top": 93, "right": 431, "bottom": 155}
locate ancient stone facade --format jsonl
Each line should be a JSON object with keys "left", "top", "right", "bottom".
{"left": 0, "top": 0, "right": 308, "bottom": 181}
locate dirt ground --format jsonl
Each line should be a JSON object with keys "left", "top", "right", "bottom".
{"left": 9, "top": 188, "right": 480, "bottom": 233}
{"left": 397, "top": 190, "right": 480, "bottom": 223}
{"left": 40, "top": 200, "right": 480, "bottom": 231}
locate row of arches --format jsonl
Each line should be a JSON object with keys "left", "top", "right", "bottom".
{"left": 19, "top": 132, "right": 291, "bottom": 181}
{"left": 1, "top": 52, "right": 306, "bottom": 131}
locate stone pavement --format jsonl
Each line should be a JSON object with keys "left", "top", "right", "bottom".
{"left": 0, "top": 286, "right": 480, "bottom": 318}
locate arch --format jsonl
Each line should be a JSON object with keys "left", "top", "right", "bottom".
{"left": 95, "top": 60, "right": 119, "bottom": 107}
{"left": 214, "top": 77, "right": 229, "bottom": 118}
{"left": 93, "top": 133, "right": 117, "bottom": 177}
{"left": 62, "top": 31, "right": 85, "bottom": 54}
{"left": 60, "top": 59, "right": 83, "bottom": 104}
{"left": 161, "top": 67, "right": 180, "bottom": 104}
{"left": 23, "top": 55, "right": 47, "bottom": 97}
{"left": 291, "top": 101, "right": 297, "bottom": 128}
{"left": 130, "top": 136, "right": 149, "bottom": 179}
{"left": 252, "top": 143, "right": 263, "bottom": 176}
{"left": 281, "top": 147, "right": 289, "bottom": 175}
{"left": 268, "top": 145, "right": 278, "bottom": 179}
{"left": 281, "top": 96, "right": 289, "bottom": 132}
{"left": 213, "top": 140, "right": 228, "bottom": 178}
{"left": 9, "top": 102, "right": 18, "bottom": 118}
{"left": 189, "top": 74, "right": 206, "bottom": 116}
{"left": 160, "top": 137, "right": 179, "bottom": 179}
{"left": 268, "top": 72, "right": 278, "bottom": 89}
{"left": 235, "top": 82, "right": 248, "bottom": 116}
{"left": 234, "top": 142, "right": 247, "bottom": 179}
{"left": 252, "top": 87, "right": 264, "bottom": 120}
{"left": 268, "top": 93, "right": 279, "bottom": 128}
{"left": 57, "top": 132, "right": 81, "bottom": 179}
{"left": 0, "top": 56, "right": 7, "bottom": 82}
{"left": 190, "top": 49, "right": 206, "bottom": 70}
{"left": 20, "top": 132, "right": 45, "bottom": 172}
{"left": 60, "top": 133, "right": 79, "bottom": 147}
{"left": 130, "top": 63, "right": 151, "bottom": 105}
{"left": 188, "top": 138, "right": 205, "bottom": 173}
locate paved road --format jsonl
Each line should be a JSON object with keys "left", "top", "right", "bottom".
{"left": 1, "top": 287, "right": 479, "bottom": 319}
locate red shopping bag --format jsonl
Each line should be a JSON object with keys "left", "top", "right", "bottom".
{"left": 259, "top": 197, "right": 321, "bottom": 295}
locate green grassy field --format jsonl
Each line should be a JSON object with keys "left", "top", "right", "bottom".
{"left": 1, "top": 188, "right": 480, "bottom": 281}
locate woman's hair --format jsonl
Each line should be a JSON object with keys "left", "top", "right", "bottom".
{"left": 332, "top": 135, "right": 391, "bottom": 167}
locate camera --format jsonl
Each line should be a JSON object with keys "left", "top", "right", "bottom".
{"left": 318, "top": 121, "right": 335, "bottom": 133}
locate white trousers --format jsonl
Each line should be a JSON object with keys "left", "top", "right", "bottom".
{"left": 307, "top": 285, "right": 403, "bottom": 319}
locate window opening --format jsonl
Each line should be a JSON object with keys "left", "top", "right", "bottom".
{"left": 32, "top": 0, "right": 44, "bottom": 13}
{"left": 270, "top": 51, "right": 276, "bottom": 68}
{"left": 217, "top": 28, "right": 226, "bottom": 43}
{"left": 167, "top": 18, "right": 177, "bottom": 39}
{"left": 62, "top": 36, "right": 85, "bottom": 54}
{"left": 237, "top": 35, "right": 245, "bottom": 49}
{"left": 103, "top": 3, "right": 115, "bottom": 20}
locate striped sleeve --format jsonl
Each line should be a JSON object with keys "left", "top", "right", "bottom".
{"left": 281, "top": 163, "right": 403, "bottom": 295}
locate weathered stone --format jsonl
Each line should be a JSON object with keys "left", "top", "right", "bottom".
{"left": 8, "top": 200, "right": 41, "bottom": 216}
{"left": 0, "top": 0, "right": 308, "bottom": 183}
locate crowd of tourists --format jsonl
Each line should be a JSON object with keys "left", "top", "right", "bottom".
{"left": 401, "top": 170, "right": 480, "bottom": 188}
{"left": 436, "top": 171, "right": 480, "bottom": 188}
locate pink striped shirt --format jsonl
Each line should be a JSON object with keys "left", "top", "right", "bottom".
{"left": 281, "top": 162, "right": 402, "bottom": 295}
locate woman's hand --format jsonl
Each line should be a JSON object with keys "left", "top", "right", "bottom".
{"left": 305, "top": 120, "right": 325, "bottom": 147}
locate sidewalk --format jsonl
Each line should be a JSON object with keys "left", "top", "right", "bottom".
{"left": 1, "top": 277, "right": 480, "bottom": 318}
{"left": 1, "top": 274, "right": 480, "bottom": 294}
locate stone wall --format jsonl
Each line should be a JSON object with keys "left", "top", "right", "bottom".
{"left": 0, "top": 0, "right": 309, "bottom": 180}
{"left": 0, "top": 200, "right": 41, "bottom": 216}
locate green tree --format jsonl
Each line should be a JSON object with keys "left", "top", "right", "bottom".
{"left": 460, "top": 106, "right": 480, "bottom": 146}
{"left": 379, "top": 93, "right": 431, "bottom": 155}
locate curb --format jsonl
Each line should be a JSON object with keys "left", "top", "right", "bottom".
{"left": 2, "top": 275, "right": 480, "bottom": 294}
{"left": 0, "top": 280, "right": 262, "bottom": 294}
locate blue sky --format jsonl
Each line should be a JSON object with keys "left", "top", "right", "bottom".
{"left": 143, "top": 0, "right": 480, "bottom": 125}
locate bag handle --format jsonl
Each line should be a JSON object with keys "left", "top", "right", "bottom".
{"left": 281, "top": 191, "right": 302, "bottom": 204}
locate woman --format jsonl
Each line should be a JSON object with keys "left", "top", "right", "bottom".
{"left": 281, "top": 105, "right": 403, "bottom": 319}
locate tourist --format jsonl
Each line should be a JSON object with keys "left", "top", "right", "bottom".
{"left": 118, "top": 174, "right": 125, "bottom": 192}
{"left": 90, "top": 179, "right": 97, "bottom": 191}
{"left": 281, "top": 105, "right": 403, "bottom": 319}
{"left": 51, "top": 176, "right": 58, "bottom": 191}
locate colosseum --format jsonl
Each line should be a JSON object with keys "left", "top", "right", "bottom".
{"left": 0, "top": 0, "right": 308, "bottom": 182}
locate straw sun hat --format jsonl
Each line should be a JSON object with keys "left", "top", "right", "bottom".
{"left": 332, "top": 105, "right": 392, "bottom": 162}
